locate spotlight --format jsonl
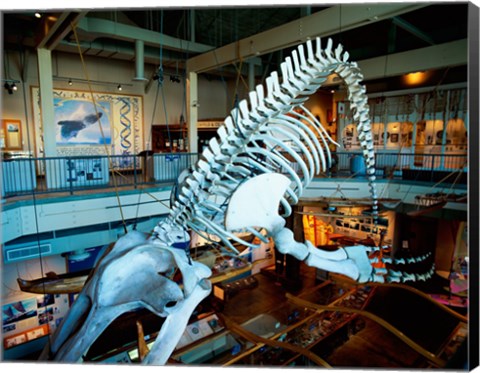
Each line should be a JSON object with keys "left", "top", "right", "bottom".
{"left": 68, "top": 79, "right": 73, "bottom": 86}
{"left": 11, "top": 83, "right": 17, "bottom": 91}
{"left": 117, "top": 84, "right": 122, "bottom": 91}
{"left": 4, "top": 82, "right": 13, "bottom": 95}
{"left": 34, "top": 12, "right": 42, "bottom": 18}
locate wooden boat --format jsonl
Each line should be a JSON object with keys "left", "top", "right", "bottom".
{"left": 17, "top": 270, "right": 91, "bottom": 294}
{"left": 17, "top": 237, "right": 259, "bottom": 294}
{"left": 408, "top": 192, "right": 466, "bottom": 216}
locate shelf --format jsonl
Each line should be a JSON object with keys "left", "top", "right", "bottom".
{"left": 151, "top": 124, "right": 218, "bottom": 153}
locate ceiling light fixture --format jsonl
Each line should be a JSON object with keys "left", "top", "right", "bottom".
{"left": 4, "top": 83, "right": 13, "bottom": 95}
{"left": 34, "top": 12, "right": 42, "bottom": 18}
{"left": 117, "top": 84, "right": 122, "bottom": 91}
{"left": 68, "top": 79, "right": 73, "bottom": 86}
{"left": 3, "top": 81, "right": 19, "bottom": 95}
{"left": 53, "top": 76, "right": 133, "bottom": 88}
{"left": 404, "top": 71, "right": 428, "bottom": 86}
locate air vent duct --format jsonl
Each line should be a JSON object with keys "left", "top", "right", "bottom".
{"left": 6, "top": 244, "right": 52, "bottom": 262}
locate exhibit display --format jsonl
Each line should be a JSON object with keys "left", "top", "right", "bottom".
{"left": 0, "top": 3, "right": 476, "bottom": 370}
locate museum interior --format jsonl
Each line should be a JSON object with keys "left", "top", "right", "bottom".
{"left": 1, "top": 2, "right": 479, "bottom": 370}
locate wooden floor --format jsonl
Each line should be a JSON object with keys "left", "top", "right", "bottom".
{"left": 221, "top": 264, "right": 318, "bottom": 325}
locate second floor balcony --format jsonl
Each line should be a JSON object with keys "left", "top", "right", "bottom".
{"left": 1, "top": 150, "right": 468, "bottom": 200}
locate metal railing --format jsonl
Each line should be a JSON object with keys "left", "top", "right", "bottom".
{"left": 333, "top": 151, "right": 467, "bottom": 182}
{"left": 1, "top": 153, "right": 198, "bottom": 198}
{"left": 1, "top": 151, "right": 467, "bottom": 198}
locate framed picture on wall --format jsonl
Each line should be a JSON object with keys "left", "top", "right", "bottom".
{"left": 1, "top": 119, "right": 22, "bottom": 150}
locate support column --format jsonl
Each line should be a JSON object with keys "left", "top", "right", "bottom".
{"left": 411, "top": 94, "right": 419, "bottom": 168}
{"left": 133, "top": 40, "right": 147, "bottom": 81}
{"left": 440, "top": 91, "right": 450, "bottom": 169}
{"left": 187, "top": 71, "right": 198, "bottom": 153}
{"left": 37, "top": 48, "right": 56, "bottom": 157}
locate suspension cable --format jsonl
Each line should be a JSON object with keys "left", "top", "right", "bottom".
{"left": 70, "top": 22, "right": 128, "bottom": 234}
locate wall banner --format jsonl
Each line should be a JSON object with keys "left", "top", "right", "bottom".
{"left": 32, "top": 87, "right": 144, "bottom": 159}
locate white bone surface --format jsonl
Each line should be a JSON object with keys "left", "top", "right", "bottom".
{"left": 143, "top": 279, "right": 211, "bottom": 365}
{"left": 225, "top": 173, "right": 290, "bottom": 233}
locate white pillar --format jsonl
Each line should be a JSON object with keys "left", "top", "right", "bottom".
{"left": 187, "top": 71, "right": 198, "bottom": 153}
{"left": 37, "top": 48, "right": 56, "bottom": 157}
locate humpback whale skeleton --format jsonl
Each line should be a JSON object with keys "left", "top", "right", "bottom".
{"left": 41, "top": 38, "right": 434, "bottom": 365}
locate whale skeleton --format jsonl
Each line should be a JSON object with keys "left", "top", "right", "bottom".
{"left": 40, "top": 37, "right": 434, "bottom": 365}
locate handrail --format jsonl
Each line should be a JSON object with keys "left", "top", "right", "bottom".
{"left": 220, "top": 314, "right": 332, "bottom": 368}
{"left": 286, "top": 293, "right": 447, "bottom": 367}
{"left": 0, "top": 151, "right": 467, "bottom": 199}
{"left": 0, "top": 153, "right": 199, "bottom": 198}
{"left": 329, "top": 274, "right": 468, "bottom": 323}
{"left": 366, "top": 282, "right": 468, "bottom": 323}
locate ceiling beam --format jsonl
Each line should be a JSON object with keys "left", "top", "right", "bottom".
{"left": 186, "top": 3, "right": 428, "bottom": 73}
{"left": 74, "top": 17, "right": 214, "bottom": 54}
{"left": 37, "top": 12, "right": 88, "bottom": 50}
{"left": 318, "top": 39, "right": 467, "bottom": 87}
{"left": 358, "top": 39, "right": 467, "bottom": 80}
{"left": 57, "top": 39, "right": 184, "bottom": 64}
{"left": 392, "top": 16, "right": 435, "bottom": 46}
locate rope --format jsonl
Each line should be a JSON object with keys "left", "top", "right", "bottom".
{"left": 70, "top": 22, "right": 128, "bottom": 234}
{"left": 20, "top": 63, "right": 51, "bottom": 342}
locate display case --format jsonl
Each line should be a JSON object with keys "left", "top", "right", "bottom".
{"left": 152, "top": 124, "right": 188, "bottom": 153}
{"left": 151, "top": 121, "right": 221, "bottom": 154}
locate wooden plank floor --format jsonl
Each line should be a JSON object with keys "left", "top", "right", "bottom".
{"left": 220, "top": 263, "right": 318, "bottom": 325}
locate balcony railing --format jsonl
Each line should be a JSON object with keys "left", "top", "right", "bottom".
{"left": 334, "top": 151, "right": 468, "bottom": 178}
{"left": 1, "top": 153, "right": 198, "bottom": 198}
{"left": 1, "top": 151, "right": 467, "bottom": 198}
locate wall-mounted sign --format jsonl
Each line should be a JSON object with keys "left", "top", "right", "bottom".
{"left": 198, "top": 121, "right": 222, "bottom": 129}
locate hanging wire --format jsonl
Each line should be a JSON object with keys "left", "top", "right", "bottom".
{"left": 70, "top": 22, "right": 128, "bottom": 234}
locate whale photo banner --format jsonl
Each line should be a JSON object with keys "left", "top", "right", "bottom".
{"left": 32, "top": 87, "right": 144, "bottom": 158}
